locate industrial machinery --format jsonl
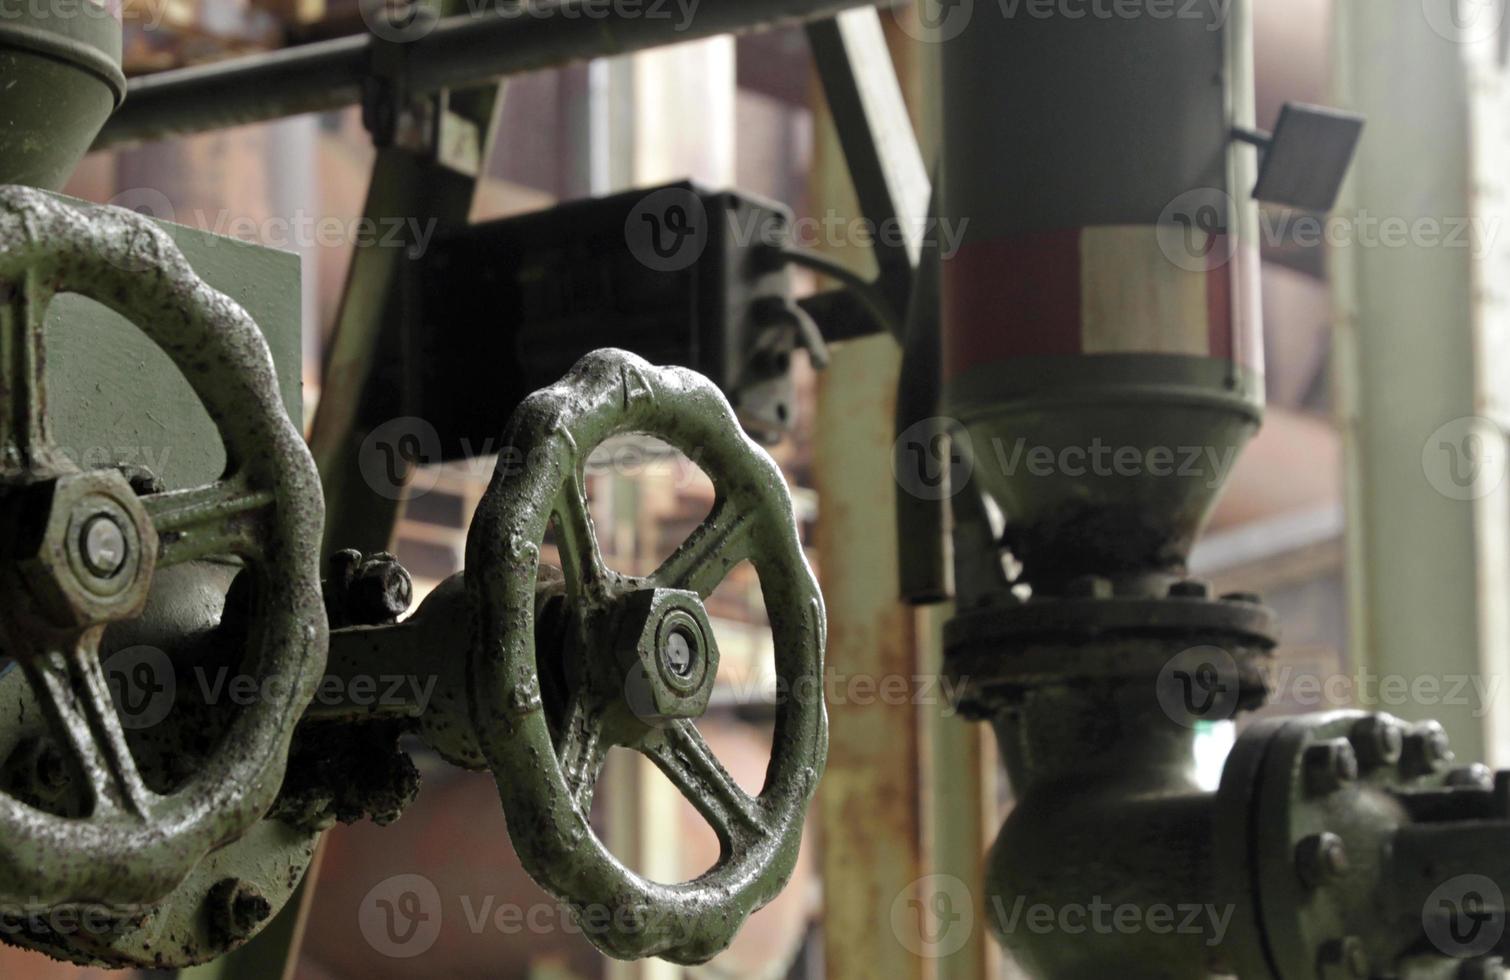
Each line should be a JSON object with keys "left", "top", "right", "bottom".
{"left": 0, "top": 0, "right": 830, "bottom": 969}
{"left": 2, "top": 0, "right": 1508, "bottom": 976}
{"left": 925, "top": 1, "right": 1510, "bottom": 978}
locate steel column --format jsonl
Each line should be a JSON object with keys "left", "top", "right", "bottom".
{"left": 1332, "top": 0, "right": 1510, "bottom": 763}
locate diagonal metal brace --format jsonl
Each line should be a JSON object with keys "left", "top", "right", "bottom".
{"left": 806, "top": 7, "right": 930, "bottom": 340}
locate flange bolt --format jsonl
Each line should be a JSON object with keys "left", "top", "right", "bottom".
{"left": 1304, "top": 739, "right": 1359, "bottom": 796}
{"left": 1446, "top": 763, "right": 1494, "bottom": 789}
{"left": 1297, "top": 832, "right": 1350, "bottom": 889}
{"left": 1401, "top": 721, "right": 1454, "bottom": 777}
{"left": 1065, "top": 575, "right": 1113, "bottom": 599}
{"left": 1319, "top": 935, "right": 1369, "bottom": 978}
{"left": 1349, "top": 716, "right": 1404, "bottom": 769}
{"left": 206, "top": 878, "right": 271, "bottom": 945}
{"left": 1460, "top": 956, "right": 1503, "bottom": 980}
{"left": 349, "top": 552, "right": 413, "bottom": 624}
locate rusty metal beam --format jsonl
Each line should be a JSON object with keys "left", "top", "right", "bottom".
{"left": 814, "top": 334, "right": 927, "bottom": 980}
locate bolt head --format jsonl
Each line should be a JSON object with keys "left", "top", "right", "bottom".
{"left": 80, "top": 515, "right": 127, "bottom": 578}
{"left": 1305, "top": 739, "right": 1359, "bottom": 796}
{"left": 206, "top": 878, "right": 271, "bottom": 944}
{"left": 615, "top": 588, "right": 719, "bottom": 725}
{"left": 1065, "top": 575, "right": 1113, "bottom": 599}
{"left": 1168, "top": 579, "right": 1211, "bottom": 599}
{"left": 1297, "top": 832, "right": 1349, "bottom": 888}
{"left": 1460, "top": 957, "right": 1504, "bottom": 980}
{"left": 349, "top": 553, "right": 413, "bottom": 623}
{"left": 1350, "top": 715, "right": 1404, "bottom": 769}
{"left": 1402, "top": 721, "right": 1455, "bottom": 777}
{"left": 1319, "top": 936, "right": 1369, "bottom": 979}
{"left": 32, "top": 741, "right": 68, "bottom": 791}
{"left": 2, "top": 470, "right": 157, "bottom": 631}
{"left": 1448, "top": 763, "right": 1494, "bottom": 789}
{"left": 663, "top": 627, "right": 694, "bottom": 679}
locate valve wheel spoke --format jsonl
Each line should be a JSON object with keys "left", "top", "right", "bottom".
{"left": 651, "top": 497, "right": 755, "bottom": 599}
{"left": 21, "top": 629, "right": 156, "bottom": 820}
{"left": 0, "top": 271, "right": 56, "bottom": 475}
{"left": 550, "top": 465, "right": 608, "bottom": 599}
{"left": 556, "top": 692, "right": 611, "bottom": 816}
{"left": 641, "top": 719, "right": 765, "bottom": 851}
{"left": 142, "top": 478, "right": 275, "bottom": 566}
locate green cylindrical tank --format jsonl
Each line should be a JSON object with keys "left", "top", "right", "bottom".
{"left": 0, "top": 0, "right": 126, "bottom": 189}
{"left": 940, "top": 0, "right": 1262, "bottom": 594}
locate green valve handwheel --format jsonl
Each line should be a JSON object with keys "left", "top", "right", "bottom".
{"left": 466, "top": 348, "right": 827, "bottom": 963}
{"left": 0, "top": 187, "right": 327, "bottom": 910}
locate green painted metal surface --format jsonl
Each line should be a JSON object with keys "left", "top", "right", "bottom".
{"left": 0, "top": 187, "right": 323, "bottom": 966}
{"left": 0, "top": 0, "right": 124, "bottom": 190}
{"left": 467, "top": 349, "right": 827, "bottom": 963}
{"left": 43, "top": 198, "right": 304, "bottom": 490}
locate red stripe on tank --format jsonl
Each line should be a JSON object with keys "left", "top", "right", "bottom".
{"left": 941, "top": 231, "right": 1084, "bottom": 381}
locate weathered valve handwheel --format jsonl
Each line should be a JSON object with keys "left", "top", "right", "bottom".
{"left": 467, "top": 348, "right": 827, "bottom": 963}
{"left": 0, "top": 187, "right": 327, "bottom": 911}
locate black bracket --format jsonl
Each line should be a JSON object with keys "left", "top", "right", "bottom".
{"left": 1234, "top": 102, "right": 1365, "bottom": 213}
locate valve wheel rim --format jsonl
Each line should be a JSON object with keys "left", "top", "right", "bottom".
{"left": 467, "top": 348, "right": 827, "bottom": 964}
{"left": 0, "top": 186, "right": 327, "bottom": 909}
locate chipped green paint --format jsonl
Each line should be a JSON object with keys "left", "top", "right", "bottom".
{"left": 466, "top": 348, "right": 827, "bottom": 963}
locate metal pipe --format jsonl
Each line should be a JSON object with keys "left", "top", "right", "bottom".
{"left": 94, "top": 0, "right": 893, "bottom": 149}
